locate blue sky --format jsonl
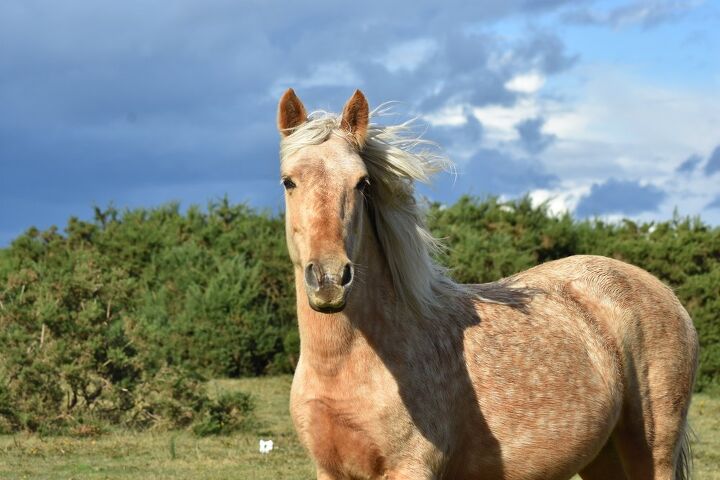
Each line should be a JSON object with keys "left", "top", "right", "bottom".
{"left": 1, "top": 0, "right": 719, "bottom": 245}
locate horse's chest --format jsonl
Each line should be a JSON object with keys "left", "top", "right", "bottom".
{"left": 294, "top": 397, "right": 389, "bottom": 478}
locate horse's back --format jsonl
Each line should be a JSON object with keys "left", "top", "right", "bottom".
{"left": 459, "top": 255, "right": 697, "bottom": 479}
{"left": 515, "top": 255, "right": 698, "bottom": 394}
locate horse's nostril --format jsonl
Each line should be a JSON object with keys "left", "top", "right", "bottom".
{"left": 340, "top": 263, "right": 353, "bottom": 286}
{"left": 304, "top": 263, "right": 321, "bottom": 289}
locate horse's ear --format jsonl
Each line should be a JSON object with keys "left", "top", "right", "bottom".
{"left": 341, "top": 89, "right": 369, "bottom": 147}
{"left": 277, "top": 88, "right": 307, "bottom": 136}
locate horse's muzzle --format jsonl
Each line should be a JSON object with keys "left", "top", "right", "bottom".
{"left": 304, "top": 261, "right": 353, "bottom": 313}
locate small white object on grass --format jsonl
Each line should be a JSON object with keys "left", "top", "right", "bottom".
{"left": 259, "top": 439, "right": 274, "bottom": 454}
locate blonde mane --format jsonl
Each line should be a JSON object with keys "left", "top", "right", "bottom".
{"left": 280, "top": 108, "right": 527, "bottom": 316}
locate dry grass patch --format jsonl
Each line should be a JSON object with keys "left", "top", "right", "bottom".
{"left": 1, "top": 376, "right": 717, "bottom": 479}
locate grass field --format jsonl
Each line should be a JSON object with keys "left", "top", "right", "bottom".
{"left": 1, "top": 376, "right": 718, "bottom": 479}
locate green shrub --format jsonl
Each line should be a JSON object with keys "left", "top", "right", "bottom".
{"left": 0, "top": 194, "right": 718, "bottom": 438}
{"left": 192, "top": 391, "right": 255, "bottom": 436}
{"left": 0, "top": 200, "right": 271, "bottom": 434}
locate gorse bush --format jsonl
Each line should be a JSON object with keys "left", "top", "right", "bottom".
{"left": 0, "top": 196, "right": 718, "bottom": 434}
{"left": 0, "top": 199, "right": 278, "bottom": 434}
{"left": 192, "top": 390, "right": 255, "bottom": 437}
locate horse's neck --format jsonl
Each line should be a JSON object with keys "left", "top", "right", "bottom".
{"left": 294, "top": 223, "right": 399, "bottom": 377}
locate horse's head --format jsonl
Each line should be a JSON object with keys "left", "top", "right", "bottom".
{"left": 277, "top": 89, "right": 370, "bottom": 314}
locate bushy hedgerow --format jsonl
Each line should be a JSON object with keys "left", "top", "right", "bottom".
{"left": 0, "top": 195, "right": 718, "bottom": 435}
{"left": 0, "top": 199, "right": 275, "bottom": 433}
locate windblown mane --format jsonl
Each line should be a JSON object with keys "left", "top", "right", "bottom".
{"left": 280, "top": 108, "right": 533, "bottom": 316}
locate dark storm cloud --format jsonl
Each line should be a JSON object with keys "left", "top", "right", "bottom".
{"left": 675, "top": 154, "right": 702, "bottom": 173}
{"left": 425, "top": 148, "right": 558, "bottom": 203}
{"left": 407, "top": 29, "right": 577, "bottom": 112}
{"left": 513, "top": 30, "right": 579, "bottom": 74}
{"left": 575, "top": 178, "right": 666, "bottom": 217}
{"left": 515, "top": 117, "right": 556, "bottom": 154}
{"left": 704, "top": 145, "right": 720, "bottom": 175}
{"left": 0, "top": 0, "right": 581, "bottom": 243}
{"left": 461, "top": 148, "right": 558, "bottom": 195}
{"left": 425, "top": 110, "right": 485, "bottom": 152}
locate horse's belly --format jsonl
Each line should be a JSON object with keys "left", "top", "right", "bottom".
{"left": 453, "top": 394, "right": 616, "bottom": 480}
{"left": 459, "top": 294, "right": 624, "bottom": 478}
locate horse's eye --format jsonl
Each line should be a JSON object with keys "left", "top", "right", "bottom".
{"left": 282, "top": 178, "right": 296, "bottom": 190}
{"left": 356, "top": 177, "right": 370, "bottom": 193}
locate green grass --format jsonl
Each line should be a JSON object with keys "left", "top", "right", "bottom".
{"left": 1, "top": 376, "right": 718, "bottom": 479}
{"left": 0, "top": 377, "right": 313, "bottom": 480}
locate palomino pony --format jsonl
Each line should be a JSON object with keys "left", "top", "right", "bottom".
{"left": 276, "top": 89, "right": 698, "bottom": 480}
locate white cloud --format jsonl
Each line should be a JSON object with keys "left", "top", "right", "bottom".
{"left": 542, "top": 110, "right": 590, "bottom": 139}
{"left": 563, "top": 0, "right": 704, "bottom": 29}
{"left": 529, "top": 183, "right": 590, "bottom": 216}
{"left": 473, "top": 98, "right": 540, "bottom": 143}
{"left": 422, "top": 55, "right": 719, "bottom": 223}
{"left": 423, "top": 104, "right": 468, "bottom": 127}
{"left": 377, "top": 38, "right": 438, "bottom": 73}
{"left": 271, "top": 62, "right": 361, "bottom": 97}
{"left": 425, "top": 72, "right": 550, "bottom": 147}
{"left": 504, "top": 71, "right": 545, "bottom": 93}
{"left": 542, "top": 65, "right": 720, "bottom": 175}
{"left": 444, "top": 61, "right": 720, "bottom": 223}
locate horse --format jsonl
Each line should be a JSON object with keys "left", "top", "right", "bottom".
{"left": 276, "top": 88, "right": 698, "bottom": 480}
